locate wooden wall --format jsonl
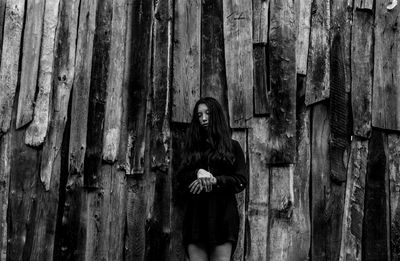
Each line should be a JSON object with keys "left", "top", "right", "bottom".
{"left": 0, "top": 0, "right": 399, "bottom": 260}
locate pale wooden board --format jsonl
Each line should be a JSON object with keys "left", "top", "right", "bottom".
{"left": 223, "top": 0, "right": 253, "bottom": 128}
{"left": 0, "top": 133, "right": 10, "bottom": 260}
{"left": 247, "top": 117, "right": 269, "bottom": 261}
{"left": 354, "top": 0, "right": 373, "bottom": 9}
{"left": 373, "top": 0, "right": 400, "bottom": 130}
{"left": 0, "top": 0, "right": 26, "bottom": 133}
{"left": 351, "top": 10, "right": 373, "bottom": 138}
{"left": 102, "top": 0, "right": 127, "bottom": 163}
{"left": 25, "top": 0, "right": 60, "bottom": 147}
{"left": 172, "top": 0, "right": 201, "bottom": 123}
{"left": 305, "top": 0, "right": 330, "bottom": 105}
{"left": 339, "top": 138, "right": 368, "bottom": 261}
{"left": 296, "top": 0, "right": 312, "bottom": 75}
{"left": 16, "top": 0, "right": 45, "bottom": 129}
{"left": 252, "top": 0, "right": 269, "bottom": 44}
{"left": 68, "top": 0, "right": 97, "bottom": 174}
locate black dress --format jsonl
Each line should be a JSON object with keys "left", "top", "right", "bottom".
{"left": 177, "top": 139, "right": 247, "bottom": 251}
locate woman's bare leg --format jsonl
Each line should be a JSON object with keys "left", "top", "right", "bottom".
{"left": 210, "top": 242, "right": 232, "bottom": 261}
{"left": 187, "top": 243, "right": 208, "bottom": 261}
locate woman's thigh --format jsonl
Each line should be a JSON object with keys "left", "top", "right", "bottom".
{"left": 210, "top": 242, "right": 232, "bottom": 261}
{"left": 187, "top": 243, "right": 208, "bottom": 261}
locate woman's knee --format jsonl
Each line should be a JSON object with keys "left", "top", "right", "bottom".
{"left": 187, "top": 243, "right": 208, "bottom": 261}
{"left": 210, "top": 242, "right": 232, "bottom": 261}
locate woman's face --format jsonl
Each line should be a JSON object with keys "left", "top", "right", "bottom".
{"left": 197, "top": 103, "right": 209, "bottom": 129}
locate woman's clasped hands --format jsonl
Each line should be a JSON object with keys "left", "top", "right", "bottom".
{"left": 188, "top": 169, "right": 217, "bottom": 194}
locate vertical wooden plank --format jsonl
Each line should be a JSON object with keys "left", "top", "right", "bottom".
{"left": 305, "top": 0, "right": 330, "bottom": 105}
{"left": 339, "top": 138, "right": 368, "bottom": 261}
{"left": 172, "top": 0, "right": 201, "bottom": 123}
{"left": 351, "top": 10, "right": 373, "bottom": 138}
{"left": 266, "top": 0, "right": 296, "bottom": 164}
{"left": 253, "top": 45, "right": 269, "bottom": 115}
{"left": 231, "top": 130, "right": 247, "bottom": 261}
{"left": 373, "top": 0, "right": 400, "bottom": 130}
{"left": 0, "top": 133, "right": 10, "bottom": 260}
{"left": 296, "top": 0, "right": 312, "bottom": 75}
{"left": 223, "top": 0, "right": 253, "bottom": 128}
{"left": 201, "top": 0, "right": 228, "bottom": 118}
{"left": 102, "top": 0, "right": 127, "bottom": 163}
{"left": 0, "top": 0, "right": 6, "bottom": 61}
{"left": 363, "top": 130, "right": 390, "bottom": 261}
{"left": 0, "top": 0, "right": 25, "bottom": 133}
{"left": 354, "top": 0, "right": 374, "bottom": 9}
{"left": 268, "top": 165, "right": 294, "bottom": 261}
{"left": 25, "top": 0, "right": 60, "bottom": 147}
{"left": 247, "top": 117, "right": 269, "bottom": 261}
{"left": 252, "top": 0, "right": 269, "bottom": 44}
{"left": 388, "top": 134, "right": 400, "bottom": 260}
{"left": 69, "top": 0, "right": 97, "bottom": 175}
{"left": 15, "top": 0, "right": 45, "bottom": 128}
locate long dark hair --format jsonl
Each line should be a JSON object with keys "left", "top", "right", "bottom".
{"left": 182, "top": 97, "right": 234, "bottom": 167}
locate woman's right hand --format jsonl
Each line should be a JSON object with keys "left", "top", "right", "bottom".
{"left": 197, "top": 169, "right": 215, "bottom": 192}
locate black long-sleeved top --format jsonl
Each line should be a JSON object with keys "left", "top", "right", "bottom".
{"left": 177, "top": 139, "right": 247, "bottom": 250}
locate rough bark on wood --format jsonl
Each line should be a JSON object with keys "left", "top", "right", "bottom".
{"left": 69, "top": 0, "right": 97, "bottom": 175}
{"left": 253, "top": 44, "right": 269, "bottom": 115}
{"left": 16, "top": 0, "right": 45, "bottom": 129}
{"left": 172, "top": 0, "right": 201, "bottom": 123}
{"left": 296, "top": 0, "right": 312, "bottom": 75}
{"left": 248, "top": 117, "right": 269, "bottom": 261}
{"left": 0, "top": 133, "right": 10, "bottom": 260}
{"left": 102, "top": 0, "right": 127, "bottom": 163}
{"left": 305, "top": 0, "right": 330, "bottom": 105}
{"left": 267, "top": 0, "right": 296, "bottom": 164}
{"left": 0, "top": 0, "right": 26, "bottom": 134}
{"left": 351, "top": 10, "right": 373, "bottom": 138}
{"left": 252, "top": 0, "right": 269, "bottom": 44}
{"left": 223, "top": 0, "right": 253, "bottom": 128}
{"left": 339, "top": 138, "right": 368, "bottom": 261}
{"left": 373, "top": 0, "right": 400, "bottom": 130}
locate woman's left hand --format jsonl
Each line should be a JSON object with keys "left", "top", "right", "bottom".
{"left": 189, "top": 179, "right": 213, "bottom": 193}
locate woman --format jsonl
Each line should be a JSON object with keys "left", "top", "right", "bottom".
{"left": 177, "top": 97, "right": 247, "bottom": 261}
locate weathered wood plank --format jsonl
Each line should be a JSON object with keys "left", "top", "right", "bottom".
{"left": 339, "top": 138, "right": 368, "bottom": 261}
{"left": 0, "top": 1, "right": 6, "bottom": 61}
{"left": 305, "top": 0, "right": 330, "bottom": 105}
{"left": 102, "top": 0, "right": 127, "bottom": 163}
{"left": 266, "top": 0, "right": 296, "bottom": 163}
{"left": 268, "top": 165, "right": 294, "bottom": 261}
{"left": 0, "top": 0, "right": 26, "bottom": 134}
{"left": 373, "top": 0, "right": 400, "bottom": 130}
{"left": 252, "top": 0, "right": 269, "bottom": 44}
{"left": 253, "top": 44, "right": 269, "bottom": 115}
{"left": 232, "top": 130, "right": 247, "bottom": 261}
{"left": 172, "top": 0, "right": 201, "bottom": 123}
{"left": 16, "top": 0, "right": 45, "bottom": 129}
{"left": 223, "top": 0, "right": 253, "bottom": 128}
{"left": 388, "top": 134, "right": 400, "bottom": 260}
{"left": 351, "top": 10, "right": 373, "bottom": 138}
{"left": 363, "top": 130, "right": 390, "bottom": 261}
{"left": 248, "top": 117, "right": 269, "bottom": 261}
{"left": 201, "top": 0, "right": 229, "bottom": 117}
{"left": 25, "top": 0, "right": 60, "bottom": 147}
{"left": 0, "top": 133, "right": 10, "bottom": 260}
{"left": 68, "top": 0, "right": 97, "bottom": 175}
{"left": 354, "top": 0, "right": 373, "bottom": 10}
{"left": 296, "top": 0, "right": 312, "bottom": 75}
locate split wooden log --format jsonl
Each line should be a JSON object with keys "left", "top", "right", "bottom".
{"left": 0, "top": 0, "right": 26, "bottom": 134}
{"left": 252, "top": 0, "right": 269, "bottom": 44}
{"left": 296, "top": 0, "right": 312, "bottom": 75}
{"left": 172, "top": 0, "right": 201, "bottom": 123}
{"left": 223, "top": 0, "right": 253, "bottom": 128}
{"left": 16, "top": 0, "right": 45, "bottom": 129}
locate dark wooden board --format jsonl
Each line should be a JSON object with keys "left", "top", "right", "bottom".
{"left": 253, "top": 44, "right": 269, "bottom": 115}
{"left": 0, "top": 133, "right": 10, "bottom": 260}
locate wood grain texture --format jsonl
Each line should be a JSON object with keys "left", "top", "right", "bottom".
{"left": 351, "top": 10, "right": 373, "bottom": 138}
{"left": 252, "top": 0, "right": 269, "bottom": 44}
{"left": 223, "top": 0, "right": 253, "bottom": 128}
{"left": 68, "top": 0, "right": 97, "bottom": 175}
{"left": 305, "top": 0, "right": 330, "bottom": 105}
{"left": 339, "top": 138, "right": 368, "bottom": 261}
{"left": 0, "top": 0, "right": 26, "bottom": 134}
{"left": 0, "top": 0, "right": 6, "bottom": 62}
{"left": 253, "top": 44, "right": 269, "bottom": 115}
{"left": 354, "top": 0, "right": 373, "bottom": 9}
{"left": 25, "top": 0, "right": 60, "bottom": 148}
{"left": 373, "top": 0, "right": 400, "bottom": 130}
{"left": 16, "top": 0, "right": 45, "bottom": 129}
{"left": 102, "top": 0, "right": 127, "bottom": 163}
{"left": 0, "top": 133, "right": 10, "bottom": 260}
{"left": 296, "top": 0, "right": 312, "bottom": 75}
{"left": 267, "top": 0, "right": 296, "bottom": 163}
{"left": 248, "top": 117, "right": 269, "bottom": 261}
{"left": 172, "top": 0, "right": 201, "bottom": 123}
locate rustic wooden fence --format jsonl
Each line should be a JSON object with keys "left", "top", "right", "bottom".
{"left": 0, "top": 0, "right": 399, "bottom": 260}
